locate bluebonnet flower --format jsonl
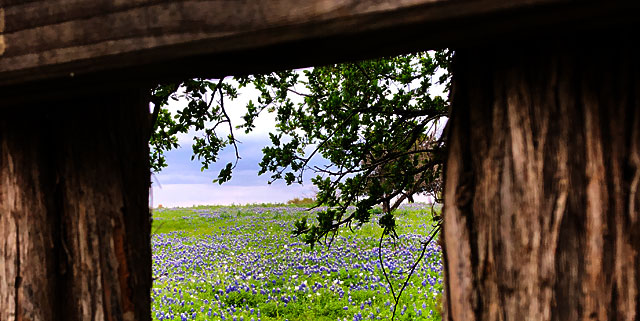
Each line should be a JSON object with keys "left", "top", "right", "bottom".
{"left": 151, "top": 205, "right": 443, "bottom": 321}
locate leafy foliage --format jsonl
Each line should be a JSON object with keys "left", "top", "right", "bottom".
{"left": 149, "top": 79, "right": 241, "bottom": 183}
{"left": 149, "top": 50, "right": 452, "bottom": 246}
{"left": 286, "top": 197, "right": 316, "bottom": 206}
{"left": 237, "top": 51, "right": 452, "bottom": 246}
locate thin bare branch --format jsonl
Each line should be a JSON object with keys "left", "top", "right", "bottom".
{"left": 217, "top": 81, "right": 241, "bottom": 169}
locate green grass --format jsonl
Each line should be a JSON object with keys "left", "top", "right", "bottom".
{"left": 151, "top": 203, "right": 443, "bottom": 321}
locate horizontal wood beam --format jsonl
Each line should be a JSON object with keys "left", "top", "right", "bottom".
{"left": 0, "top": 0, "right": 638, "bottom": 91}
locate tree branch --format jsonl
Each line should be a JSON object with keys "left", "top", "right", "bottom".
{"left": 380, "top": 223, "right": 441, "bottom": 321}
{"left": 217, "top": 81, "right": 241, "bottom": 169}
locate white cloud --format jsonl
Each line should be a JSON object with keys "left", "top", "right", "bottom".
{"left": 165, "top": 79, "right": 282, "bottom": 148}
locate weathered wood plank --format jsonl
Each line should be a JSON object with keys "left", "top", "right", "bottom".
{"left": 0, "top": 88, "right": 152, "bottom": 321}
{"left": 0, "top": 0, "right": 638, "bottom": 87}
{"left": 443, "top": 42, "right": 640, "bottom": 321}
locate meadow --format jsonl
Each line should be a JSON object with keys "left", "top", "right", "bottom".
{"left": 151, "top": 203, "right": 443, "bottom": 321}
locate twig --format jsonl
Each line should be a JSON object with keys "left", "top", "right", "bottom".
{"left": 217, "top": 82, "right": 241, "bottom": 169}
{"left": 379, "top": 229, "right": 397, "bottom": 301}
{"left": 151, "top": 221, "right": 166, "bottom": 236}
{"left": 379, "top": 223, "right": 441, "bottom": 321}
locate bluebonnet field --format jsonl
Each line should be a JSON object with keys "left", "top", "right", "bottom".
{"left": 151, "top": 203, "right": 443, "bottom": 321}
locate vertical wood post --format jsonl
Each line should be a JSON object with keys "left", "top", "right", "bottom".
{"left": 443, "top": 44, "right": 640, "bottom": 320}
{"left": 0, "top": 89, "right": 152, "bottom": 321}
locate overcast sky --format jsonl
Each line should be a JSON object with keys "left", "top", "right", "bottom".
{"left": 151, "top": 66, "right": 446, "bottom": 208}
{"left": 151, "top": 80, "right": 323, "bottom": 207}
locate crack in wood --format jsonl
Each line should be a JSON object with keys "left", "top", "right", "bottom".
{"left": 0, "top": 8, "right": 5, "bottom": 56}
{"left": 14, "top": 212, "right": 21, "bottom": 321}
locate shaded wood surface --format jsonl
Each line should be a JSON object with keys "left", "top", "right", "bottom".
{"left": 0, "top": 0, "right": 638, "bottom": 89}
{"left": 0, "top": 89, "right": 151, "bottom": 321}
{"left": 443, "top": 43, "right": 640, "bottom": 320}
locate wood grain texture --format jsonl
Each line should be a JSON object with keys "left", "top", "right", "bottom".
{"left": 0, "top": 89, "right": 151, "bottom": 321}
{"left": 0, "top": 0, "right": 638, "bottom": 87}
{"left": 443, "top": 42, "right": 640, "bottom": 320}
